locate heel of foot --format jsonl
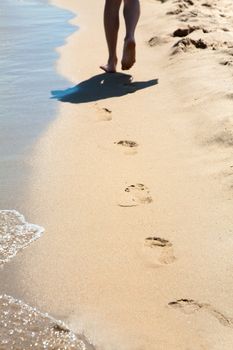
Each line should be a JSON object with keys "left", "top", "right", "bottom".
{"left": 121, "top": 40, "right": 136, "bottom": 71}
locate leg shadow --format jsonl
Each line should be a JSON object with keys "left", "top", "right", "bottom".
{"left": 51, "top": 73, "right": 158, "bottom": 104}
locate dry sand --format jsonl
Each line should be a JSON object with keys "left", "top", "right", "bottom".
{"left": 1, "top": 0, "right": 233, "bottom": 349}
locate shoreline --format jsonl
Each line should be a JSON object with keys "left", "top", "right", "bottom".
{"left": 1, "top": 0, "right": 233, "bottom": 349}
{"left": 0, "top": 1, "right": 93, "bottom": 348}
{"left": 0, "top": 0, "right": 75, "bottom": 211}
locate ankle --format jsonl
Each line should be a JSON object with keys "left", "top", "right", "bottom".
{"left": 108, "top": 56, "right": 117, "bottom": 64}
{"left": 124, "top": 36, "right": 135, "bottom": 43}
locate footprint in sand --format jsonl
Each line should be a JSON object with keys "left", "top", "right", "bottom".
{"left": 144, "top": 237, "right": 176, "bottom": 265}
{"left": 172, "top": 25, "right": 208, "bottom": 38}
{"left": 220, "top": 59, "right": 233, "bottom": 67}
{"left": 147, "top": 35, "right": 170, "bottom": 47}
{"left": 206, "top": 118, "right": 233, "bottom": 147}
{"left": 94, "top": 103, "right": 112, "bottom": 121}
{"left": 172, "top": 37, "right": 208, "bottom": 54}
{"left": 169, "top": 299, "right": 203, "bottom": 314}
{"left": 169, "top": 299, "right": 233, "bottom": 328}
{"left": 166, "top": 0, "right": 194, "bottom": 16}
{"left": 114, "top": 140, "right": 139, "bottom": 155}
{"left": 118, "top": 183, "right": 152, "bottom": 207}
{"left": 201, "top": 2, "right": 213, "bottom": 9}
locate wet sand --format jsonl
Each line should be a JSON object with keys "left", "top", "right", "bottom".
{"left": 1, "top": 0, "right": 233, "bottom": 349}
{"left": 0, "top": 295, "right": 88, "bottom": 350}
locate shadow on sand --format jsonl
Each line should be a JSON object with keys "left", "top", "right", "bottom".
{"left": 51, "top": 73, "right": 158, "bottom": 104}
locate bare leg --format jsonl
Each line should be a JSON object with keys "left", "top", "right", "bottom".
{"left": 100, "top": 0, "right": 122, "bottom": 73}
{"left": 121, "top": 0, "right": 140, "bottom": 70}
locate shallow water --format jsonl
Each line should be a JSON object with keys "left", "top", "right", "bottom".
{"left": 0, "top": 209, "right": 94, "bottom": 348}
{"left": 0, "top": 1, "right": 91, "bottom": 348}
{"left": 0, "top": 295, "right": 88, "bottom": 350}
{"left": 0, "top": 0, "right": 75, "bottom": 209}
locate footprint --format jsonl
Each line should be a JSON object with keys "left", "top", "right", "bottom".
{"left": 167, "top": 8, "right": 183, "bottom": 16}
{"left": 166, "top": 0, "right": 194, "bottom": 16}
{"left": 173, "top": 26, "right": 197, "bottom": 37}
{"left": 115, "top": 140, "right": 139, "bottom": 155}
{"left": 169, "top": 299, "right": 203, "bottom": 314}
{"left": 147, "top": 36, "right": 170, "bottom": 47}
{"left": 118, "top": 183, "right": 152, "bottom": 207}
{"left": 201, "top": 2, "right": 213, "bottom": 8}
{"left": 207, "top": 118, "right": 233, "bottom": 147}
{"left": 183, "top": 0, "right": 194, "bottom": 5}
{"left": 169, "top": 299, "right": 233, "bottom": 328}
{"left": 115, "top": 140, "right": 138, "bottom": 148}
{"left": 220, "top": 59, "right": 233, "bottom": 66}
{"left": 172, "top": 38, "right": 208, "bottom": 54}
{"left": 207, "top": 307, "right": 233, "bottom": 328}
{"left": 144, "top": 237, "right": 176, "bottom": 265}
{"left": 172, "top": 25, "right": 208, "bottom": 38}
{"left": 145, "top": 237, "right": 171, "bottom": 247}
{"left": 94, "top": 104, "right": 112, "bottom": 121}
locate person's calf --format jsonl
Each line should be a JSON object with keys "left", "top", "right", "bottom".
{"left": 121, "top": 0, "right": 140, "bottom": 70}
{"left": 101, "top": 0, "right": 122, "bottom": 73}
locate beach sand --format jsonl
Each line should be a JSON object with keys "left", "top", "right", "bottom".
{"left": 1, "top": 0, "right": 233, "bottom": 349}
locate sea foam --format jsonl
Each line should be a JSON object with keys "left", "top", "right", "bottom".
{"left": 0, "top": 210, "right": 44, "bottom": 265}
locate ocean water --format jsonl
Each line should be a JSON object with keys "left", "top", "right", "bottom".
{"left": 0, "top": 0, "right": 75, "bottom": 158}
{"left": 0, "top": 0, "right": 76, "bottom": 209}
{"left": 0, "top": 2, "right": 91, "bottom": 348}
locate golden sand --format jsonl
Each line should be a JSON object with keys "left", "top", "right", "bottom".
{"left": 1, "top": 0, "right": 233, "bottom": 349}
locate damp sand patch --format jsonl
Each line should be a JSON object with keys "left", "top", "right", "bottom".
{"left": 0, "top": 295, "right": 91, "bottom": 350}
{"left": 0, "top": 210, "right": 44, "bottom": 265}
{"left": 0, "top": 214, "right": 94, "bottom": 349}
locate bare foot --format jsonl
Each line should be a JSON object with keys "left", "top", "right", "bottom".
{"left": 100, "top": 58, "right": 117, "bottom": 73}
{"left": 121, "top": 39, "right": 136, "bottom": 70}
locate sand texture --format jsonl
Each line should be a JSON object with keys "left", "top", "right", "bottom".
{"left": 1, "top": 0, "right": 233, "bottom": 349}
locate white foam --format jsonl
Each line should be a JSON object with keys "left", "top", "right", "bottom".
{"left": 0, "top": 210, "right": 44, "bottom": 265}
